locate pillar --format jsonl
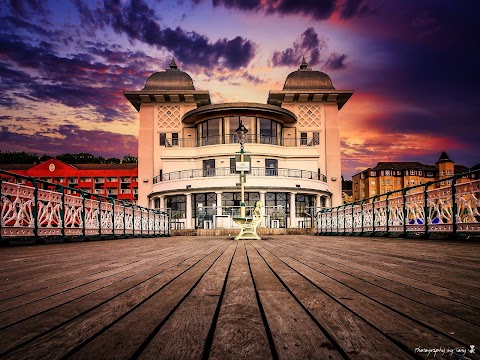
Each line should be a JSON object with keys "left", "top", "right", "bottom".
{"left": 259, "top": 191, "right": 266, "bottom": 206}
{"left": 186, "top": 193, "right": 192, "bottom": 229}
{"left": 216, "top": 191, "right": 222, "bottom": 216}
{"left": 290, "top": 192, "right": 296, "bottom": 228}
{"left": 159, "top": 195, "right": 165, "bottom": 210}
{"left": 316, "top": 194, "right": 322, "bottom": 209}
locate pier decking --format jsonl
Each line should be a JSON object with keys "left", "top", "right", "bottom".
{"left": 0, "top": 236, "right": 479, "bottom": 359}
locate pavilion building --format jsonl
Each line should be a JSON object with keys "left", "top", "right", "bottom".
{"left": 124, "top": 59, "right": 353, "bottom": 229}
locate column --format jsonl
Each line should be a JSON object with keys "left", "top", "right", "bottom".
{"left": 316, "top": 194, "right": 322, "bottom": 209}
{"left": 159, "top": 195, "right": 165, "bottom": 210}
{"left": 216, "top": 191, "right": 223, "bottom": 216}
{"left": 185, "top": 193, "right": 192, "bottom": 229}
{"left": 260, "top": 191, "right": 266, "bottom": 227}
{"left": 289, "top": 192, "right": 296, "bottom": 228}
{"left": 259, "top": 191, "right": 266, "bottom": 205}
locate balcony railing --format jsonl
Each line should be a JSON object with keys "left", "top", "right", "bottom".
{"left": 161, "top": 134, "right": 320, "bottom": 148}
{"left": 316, "top": 170, "right": 480, "bottom": 238}
{"left": 153, "top": 167, "right": 327, "bottom": 184}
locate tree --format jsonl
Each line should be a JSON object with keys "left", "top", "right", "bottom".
{"left": 0, "top": 151, "right": 41, "bottom": 164}
{"left": 122, "top": 155, "right": 138, "bottom": 163}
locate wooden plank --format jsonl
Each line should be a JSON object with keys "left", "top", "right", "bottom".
{"left": 136, "top": 241, "right": 238, "bottom": 359}
{"left": 245, "top": 241, "right": 345, "bottom": 360}
{"left": 0, "top": 241, "right": 227, "bottom": 359}
{"left": 208, "top": 240, "right": 273, "bottom": 360}
{"left": 251, "top": 242, "right": 414, "bottom": 359}
{"left": 62, "top": 242, "right": 230, "bottom": 360}
{"left": 259, "top": 239, "right": 472, "bottom": 354}
{"left": 266, "top": 239, "right": 480, "bottom": 324}
{"left": 268, "top": 236, "right": 480, "bottom": 308}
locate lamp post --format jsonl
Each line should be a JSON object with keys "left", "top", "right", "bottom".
{"left": 235, "top": 119, "right": 248, "bottom": 218}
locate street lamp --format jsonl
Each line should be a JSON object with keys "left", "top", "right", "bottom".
{"left": 235, "top": 119, "right": 248, "bottom": 218}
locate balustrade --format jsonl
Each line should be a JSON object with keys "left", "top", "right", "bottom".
{"left": 0, "top": 170, "right": 170, "bottom": 241}
{"left": 316, "top": 170, "right": 480, "bottom": 237}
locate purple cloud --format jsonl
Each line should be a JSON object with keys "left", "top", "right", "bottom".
{"left": 271, "top": 27, "right": 325, "bottom": 67}
{"left": 325, "top": 53, "right": 347, "bottom": 70}
{"left": 75, "top": 0, "right": 256, "bottom": 70}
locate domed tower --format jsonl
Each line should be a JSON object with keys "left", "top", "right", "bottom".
{"left": 268, "top": 59, "right": 353, "bottom": 207}
{"left": 124, "top": 60, "right": 210, "bottom": 207}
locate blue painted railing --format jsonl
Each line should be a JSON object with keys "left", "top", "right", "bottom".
{"left": 316, "top": 170, "right": 480, "bottom": 238}
{"left": 0, "top": 170, "right": 170, "bottom": 242}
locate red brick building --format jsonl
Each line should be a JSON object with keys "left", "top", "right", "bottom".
{"left": 0, "top": 158, "right": 138, "bottom": 203}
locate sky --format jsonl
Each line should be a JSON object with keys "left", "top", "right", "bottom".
{"left": 0, "top": 0, "right": 479, "bottom": 179}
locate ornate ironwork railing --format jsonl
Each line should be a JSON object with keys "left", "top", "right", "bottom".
{"left": 0, "top": 170, "right": 170, "bottom": 242}
{"left": 316, "top": 170, "right": 480, "bottom": 237}
{"left": 153, "top": 167, "right": 327, "bottom": 184}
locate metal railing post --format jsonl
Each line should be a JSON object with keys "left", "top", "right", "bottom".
{"left": 361, "top": 200, "right": 365, "bottom": 235}
{"left": 402, "top": 189, "right": 407, "bottom": 237}
{"left": 33, "top": 178, "right": 39, "bottom": 239}
{"left": 386, "top": 192, "right": 390, "bottom": 235}
{"left": 0, "top": 177, "right": 2, "bottom": 242}
{"left": 424, "top": 182, "right": 431, "bottom": 238}
{"left": 111, "top": 198, "right": 115, "bottom": 237}
{"left": 452, "top": 175, "right": 459, "bottom": 237}
{"left": 123, "top": 201, "right": 126, "bottom": 237}
{"left": 372, "top": 196, "right": 376, "bottom": 235}
{"left": 58, "top": 185, "right": 65, "bottom": 239}
{"left": 97, "top": 195, "right": 102, "bottom": 237}
{"left": 81, "top": 191, "right": 86, "bottom": 240}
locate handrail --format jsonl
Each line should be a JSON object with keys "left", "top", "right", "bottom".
{"left": 160, "top": 134, "right": 320, "bottom": 148}
{"left": 0, "top": 169, "right": 170, "bottom": 241}
{"left": 315, "top": 169, "right": 480, "bottom": 238}
{"left": 153, "top": 167, "right": 327, "bottom": 184}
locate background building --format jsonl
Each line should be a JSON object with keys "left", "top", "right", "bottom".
{"left": 124, "top": 59, "right": 353, "bottom": 229}
{"left": 352, "top": 152, "right": 476, "bottom": 201}
{"left": 0, "top": 158, "right": 138, "bottom": 203}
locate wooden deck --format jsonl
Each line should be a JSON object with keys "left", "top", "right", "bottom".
{"left": 0, "top": 236, "right": 479, "bottom": 360}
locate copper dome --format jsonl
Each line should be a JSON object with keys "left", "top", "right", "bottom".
{"left": 283, "top": 58, "right": 335, "bottom": 90}
{"left": 143, "top": 59, "right": 195, "bottom": 91}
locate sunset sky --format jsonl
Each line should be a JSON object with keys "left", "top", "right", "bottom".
{"left": 1, "top": 0, "right": 479, "bottom": 178}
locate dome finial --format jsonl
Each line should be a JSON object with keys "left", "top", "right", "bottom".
{"left": 169, "top": 58, "right": 178, "bottom": 70}
{"left": 300, "top": 57, "right": 308, "bottom": 70}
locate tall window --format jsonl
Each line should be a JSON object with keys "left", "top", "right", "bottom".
{"left": 203, "top": 159, "right": 215, "bottom": 177}
{"left": 230, "top": 158, "right": 236, "bottom": 174}
{"left": 265, "top": 159, "right": 278, "bottom": 176}
{"left": 300, "top": 132, "right": 307, "bottom": 145}
{"left": 295, "top": 194, "right": 315, "bottom": 217}
{"left": 172, "top": 133, "right": 178, "bottom": 146}
{"left": 166, "top": 195, "right": 186, "bottom": 219}
{"left": 160, "top": 133, "right": 166, "bottom": 146}
{"left": 198, "top": 119, "right": 220, "bottom": 145}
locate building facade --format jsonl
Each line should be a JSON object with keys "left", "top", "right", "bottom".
{"left": 352, "top": 152, "right": 475, "bottom": 201}
{"left": 0, "top": 158, "right": 138, "bottom": 203}
{"left": 124, "top": 59, "right": 353, "bottom": 229}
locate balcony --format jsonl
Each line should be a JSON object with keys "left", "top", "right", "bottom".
{"left": 153, "top": 167, "right": 327, "bottom": 184}
{"left": 160, "top": 135, "right": 320, "bottom": 148}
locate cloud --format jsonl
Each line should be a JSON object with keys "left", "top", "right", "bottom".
{"left": 75, "top": 0, "right": 256, "bottom": 70}
{"left": 0, "top": 33, "right": 157, "bottom": 121}
{"left": 271, "top": 27, "right": 325, "bottom": 67}
{"left": 339, "top": 0, "right": 378, "bottom": 20}
{"left": 207, "top": 0, "right": 336, "bottom": 20}
{"left": 325, "top": 53, "right": 347, "bottom": 70}
{"left": 204, "top": 0, "right": 379, "bottom": 20}
{"left": 7, "top": 0, "right": 48, "bottom": 18}
{"left": 0, "top": 122, "right": 138, "bottom": 158}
